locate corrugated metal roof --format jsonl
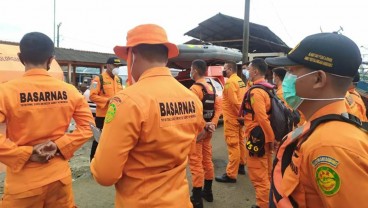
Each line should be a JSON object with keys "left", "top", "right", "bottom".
{"left": 0, "top": 40, "right": 126, "bottom": 65}
{"left": 184, "top": 13, "right": 290, "bottom": 53}
{"left": 54, "top": 48, "right": 126, "bottom": 64}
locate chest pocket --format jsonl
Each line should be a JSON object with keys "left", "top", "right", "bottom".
{"left": 103, "top": 83, "right": 113, "bottom": 88}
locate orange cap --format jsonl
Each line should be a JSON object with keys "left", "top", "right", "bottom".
{"left": 114, "top": 24, "right": 179, "bottom": 60}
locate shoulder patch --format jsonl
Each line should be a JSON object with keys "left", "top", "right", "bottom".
{"left": 315, "top": 166, "right": 340, "bottom": 196}
{"left": 91, "top": 81, "right": 98, "bottom": 90}
{"left": 105, "top": 103, "right": 117, "bottom": 123}
{"left": 238, "top": 80, "right": 246, "bottom": 88}
{"left": 110, "top": 97, "right": 122, "bottom": 106}
{"left": 225, "top": 83, "right": 230, "bottom": 89}
{"left": 312, "top": 156, "right": 339, "bottom": 168}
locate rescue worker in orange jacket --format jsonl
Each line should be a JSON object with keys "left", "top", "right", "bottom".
{"left": 215, "top": 61, "right": 247, "bottom": 183}
{"left": 0, "top": 32, "right": 94, "bottom": 208}
{"left": 266, "top": 32, "right": 368, "bottom": 208}
{"left": 89, "top": 57, "right": 123, "bottom": 160}
{"left": 188, "top": 59, "right": 222, "bottom": 208}
{"left": 243, "top": 58, "right": 275, "bottom": 208}
{"left": 90, "top": 24, "right": 206, "bottom": 208}
{"left": 345, "top": 73, "right": 367, "bottom": 121}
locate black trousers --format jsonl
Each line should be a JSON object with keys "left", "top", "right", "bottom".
{"left": 90, "top": 117, "right": 105, "bottom": 161}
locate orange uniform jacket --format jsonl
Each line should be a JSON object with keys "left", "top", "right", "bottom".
{"left": 348, "top": 88, "right": 367, "bottom": 121}
{"left": 190, "top": 78, "right": 222, "bottom": 126}
{"left": 275, "top": 86, "right": 285, "bottom": 104}
{"left": 89, "top": 71, "right": 123, "bottom": 117}
{"left": 90, "top": 67, "right": 205, "bottom": 208}
{"left": 0, "top": 69, "right": 94, "bottom": 195}
{"left": 275, "top": 101, "right": 368, "bottom": 207}
{"left": 189, "top": 78, "right": 221, "bottom": 187}
{"left": 222, "top": 74, "right": 246, "bottom": 121}
{"left": 244, "top": 78, "right": 274, "bottom": 143}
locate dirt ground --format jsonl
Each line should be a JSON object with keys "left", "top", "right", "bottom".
{"left": 0, "top": 124, "right": 257, "bottom": 208}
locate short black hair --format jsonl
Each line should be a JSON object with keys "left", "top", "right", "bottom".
{"left": 133, "top": 44, "right": 168, "bottom": 62}
{"left": 19, "top": 32, "right": 54, "bottom": 65}
{"left": 225, "top": 61, "right": 237, "bottom": 72}
{"left": 191, "top": 59, "right": 207, "bottom": 76}
{"left": 242, "top": 61, "right": 250, "bottom": 67}
{"left": 272, "top": 67, "right": 287, "bottom": 81}
{"left": 250, "top": 58, "right": 268, "bottom": 75}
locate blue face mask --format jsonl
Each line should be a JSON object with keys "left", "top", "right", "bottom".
{"left": 242, "top": 70, "right": 250, "bottom": 79}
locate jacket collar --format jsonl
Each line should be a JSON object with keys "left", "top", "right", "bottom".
{"left": 309, "top": 101, "right": 347, "bottom": 121}
{"left": 252, "top": 78, "right": 266, "bottom": 85}
{"left": 196, "top": 77, "right": 206, "bottom": 83}
{"left": 138, "top": 67, "right": 172, "bottom": 81}
{"left": 24, "top": 68, "right": 50, "bottom": 77}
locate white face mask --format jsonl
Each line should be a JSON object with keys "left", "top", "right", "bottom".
{"left": 242, "top": 70, "right": 249, "bottom": 79}
{"left": 112, "top": 67, "right": 119, "bottom": 76}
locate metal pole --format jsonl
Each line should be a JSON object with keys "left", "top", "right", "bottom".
{"left": 242, "top": 0, "right": 250, "bottom": 64}
{"left": 57, "top": 22, "right": 62, "bottom": 47}
{"left": 53, "top": 0, "right": 56, "bottom": 45}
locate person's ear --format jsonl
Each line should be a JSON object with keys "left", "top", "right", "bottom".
{"left": 253, "top": 68, "right": 258, "bottom": 76}
{"left": 46, "top": 56, "right": 55, "bottom": 70}
{"left": 313, "top": 70, "right": 327, "bottom": 89}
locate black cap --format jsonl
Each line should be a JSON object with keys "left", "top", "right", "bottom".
{"left": 106, "top": 57, "right": 123, "bottom": 65}
{"left": 265, "top": 33, "right": 362, "bottom": 78}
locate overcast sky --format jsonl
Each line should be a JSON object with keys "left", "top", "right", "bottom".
{"left": 1, "top": 0, "right": 367, "bottom": 57}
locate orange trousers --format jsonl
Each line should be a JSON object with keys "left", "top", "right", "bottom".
{"left": 246, "top": 147, "right": 273, "bottom": 208}
{"left": 1, "top": 177, "right": 76, "bottom": 208}
{"left": 189, "top": 133, "right": 214, "bottom": 188}
{"left": 224, "top": 119, "right": 246, "bottom": 179}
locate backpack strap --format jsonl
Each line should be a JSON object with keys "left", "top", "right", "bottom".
{"left": 193, "top": 82, "right": 216, "bottom": 122}
{"left": 98, "top": 75, "right": 123, "bottom": 94}
{"left": 241, "top": 84, "right": 274, "bottom": 120}
{"left": 193, "top": 82, "right": 216, "bottom": 97}
{"left": 193, "top": 82, "right": 208, "bottom": 94}
{"left": 98, "top": 74, "right": 105, "bottom": 94}
{"left": 298, "top": 113, "right": 368, "bottom": 149}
